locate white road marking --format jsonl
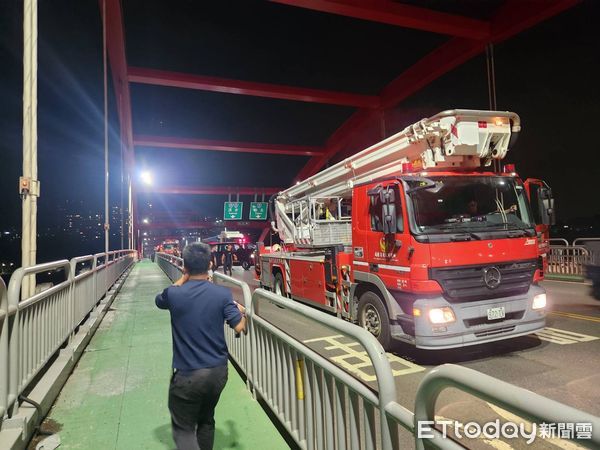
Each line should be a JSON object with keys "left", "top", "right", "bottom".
{"left": 532, "top": 327, "right": 599, "bottom": 345}
{"left": 303, "top": 334, "right": 424, "bottom": 382}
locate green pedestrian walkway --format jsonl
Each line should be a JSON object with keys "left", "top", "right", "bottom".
{"left": 41, "top": 260, "right": 288, "bottom": 450}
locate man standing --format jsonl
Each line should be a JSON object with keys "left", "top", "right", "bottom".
{"left": 156, "top": 242, "right": 246, "bottom": 450}
{"left": 221, "top": 244, "right": 234, "bottom": 276}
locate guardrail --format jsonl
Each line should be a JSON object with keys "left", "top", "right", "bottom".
{"left": 155, "top": 254, "right": 600, "bottom": 448}
{"left": 155, "top": 252, "right": 184, "bottom": 282}
{"left": 212, "top": 272, "right": 253, "bottom": 385}
{"left": 547, "top": 245, "right": 590, "bottom": 276}
{"left": 0, "top": 277, "right": 8, "bottom": 419}
{"left": 0, "top": 249, "right": 135, "bottom": 420}
{"left": 547, "top": 237, "right": 600, "bottom": 279}
{"left": 414, "top": 364, "right": 600, "bottom": 449}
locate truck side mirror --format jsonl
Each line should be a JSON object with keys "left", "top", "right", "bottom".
{"left": 382, "top": 203, "right": 397, "bottom": 234}
{"left": 539, "top": 187, "right": 556, "bottom": 226}
{"left": 381, "top": 187, "right": 397, "bottom": 234}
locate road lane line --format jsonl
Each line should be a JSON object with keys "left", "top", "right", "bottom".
{"left": 551, "top": 311, "right": 600, "bottom": 323}
{"left": 302, "top": 334, "right": 425, "bottom": 382}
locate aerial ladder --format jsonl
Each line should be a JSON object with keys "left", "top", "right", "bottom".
{"left": 272, "top": 109, "right": 521, "bottom": 248}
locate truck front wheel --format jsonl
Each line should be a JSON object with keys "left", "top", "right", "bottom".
{"left": 358, "top": 291, "right": 391, "bottom": 351}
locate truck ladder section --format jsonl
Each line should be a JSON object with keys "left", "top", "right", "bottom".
{"left": 274, "top": 109, "right": 520, "bottom": 248}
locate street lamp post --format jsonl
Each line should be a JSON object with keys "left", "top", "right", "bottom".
{"left": 20, "top": 0, "right": 39, "bottom": 299}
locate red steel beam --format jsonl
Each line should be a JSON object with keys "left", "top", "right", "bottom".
{"left": 134, "top": 135, "right": 324, "bottom": 156}
{"left": 102, "top": 0, "right": 134, "bottom": 165}
{"left": 296, "top": 0, "right": 580, "bottom": 181}
{"left": 269, "top": 0, "right": 490, "bottom": 40}
{"left": 140, "top": 186, "right": 282, "bottom": 196}
{"left": 140, "top": 221, "right": 269, "bottom": 230}
{"left": 128, "top": 66, "right": 379, "bottom": 108}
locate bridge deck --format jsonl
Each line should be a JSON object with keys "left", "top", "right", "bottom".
{"left": 40, "top": 260, "right": 287, "bottom": 450}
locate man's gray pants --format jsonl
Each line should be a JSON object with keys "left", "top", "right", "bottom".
{"left": 169, "top": 365, "right": 228, "bottom": 450}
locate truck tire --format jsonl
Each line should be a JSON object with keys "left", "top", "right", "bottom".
{"left": 358, "top": 291, "right": 391, "bottom": 351}
{"left": 274, "top": 272, "right": 285, "bottom": 297}
{"left": 242, "top": 261, "right": 251, "bottom": 270}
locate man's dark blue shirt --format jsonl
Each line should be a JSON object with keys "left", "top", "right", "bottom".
{"left": 155, "top": 280, "right": 242, "bottom": 371}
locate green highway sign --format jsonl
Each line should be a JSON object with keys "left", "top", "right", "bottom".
{"left": 249, "top": 202, "right": 268, "bottom": 220}
{"left": 223, "top": 202, "right": 243, "bottom": 220}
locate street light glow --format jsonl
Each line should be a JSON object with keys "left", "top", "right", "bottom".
{"left": 143, "top": 218, "right": 149, "bottom": 224}
{"left": 140, "top": 171, "right": 153, "bottom": 185}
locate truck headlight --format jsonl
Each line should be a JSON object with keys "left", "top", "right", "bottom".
{"left": 532, "top": 293, "right": 546, "bottom": 310}
{"left": 428, "top": 307, "right": 456, "bottom": 324}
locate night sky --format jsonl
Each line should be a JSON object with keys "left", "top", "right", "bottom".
{"left": 1, "top": 0, "right": 599, "bottom": 241}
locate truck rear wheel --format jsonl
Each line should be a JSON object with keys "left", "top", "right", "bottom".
{"left": 274, "top": 272, "right": 285, "bottom": 297}
{"left": 358, "top": 291, "right": 391, "bottom": 351}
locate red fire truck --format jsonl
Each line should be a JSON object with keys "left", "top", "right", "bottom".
{"left": 157, "top": 239, "right": 180, "bottom": 256}
{"left": 258, "top": 110, "right": 555, "bottom": 350}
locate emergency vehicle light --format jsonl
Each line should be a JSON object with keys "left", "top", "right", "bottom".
{"left": 503, "top": 164, "right": 516, "bottom": 173}
{"left": 401, "top": 162, "right": 413, "bottom": 173}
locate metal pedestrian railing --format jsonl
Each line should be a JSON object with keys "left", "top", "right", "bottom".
{"left": 155, "top": 252, "right": 184, "bottom": 282}
{"left": 155, "top": 255, "right": 600, "bottom": 448}
{"left": 212, "top": 272, "right": 253, "bottom": 383}
{"left": 413, "top": 364, "right": 600, "bottom": 449}
{"left": 0, "top": 250, "right": 135, "bottom": 421}
{"left": 0, "top": 277, "right": 8, "bottom": 419}
{"left": 546, "top": 236, "right": 600, "bottom": 278}
{"left": 547, "top": 245, "right": 590, "bottom": 276}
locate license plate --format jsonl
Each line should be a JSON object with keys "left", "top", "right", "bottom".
{"left": 487, "top": 306, "right": 506, "bottom": 321}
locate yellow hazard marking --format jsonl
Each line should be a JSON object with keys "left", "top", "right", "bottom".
{"left": 295, "top": 358, "right": 305, "bottom": 400}
{"left": 532, "top": 327, "right": 599, "bottom": 345}
{"left": 303, "top": 335, "right": 424, "bottom": 382}
{"left": 551, "top": 311, "right": 600, "bottom": 323}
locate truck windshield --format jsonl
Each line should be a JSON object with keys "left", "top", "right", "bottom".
{"left": 406, "top": 176, "right": 534, "bottom": 234}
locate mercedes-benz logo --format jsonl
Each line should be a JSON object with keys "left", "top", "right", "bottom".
{"left": 483, "top": 266, "right": 502, "bottom": 289}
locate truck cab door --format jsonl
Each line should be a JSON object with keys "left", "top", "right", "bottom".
{"left": 524, "top": 178, "right": 555, "bottom": 274}
{"left": 524, "top": 178, "right": 555, "bottom": 239}
{"left": 366, "top": 182, "right": 411, "bottom": 291}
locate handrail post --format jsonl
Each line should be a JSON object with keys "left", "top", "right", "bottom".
{"left": 0, "top": 278, "right": 8, "bottom": 419}
{"left": 7, "top": 268, "right": 25, "bottom": 416}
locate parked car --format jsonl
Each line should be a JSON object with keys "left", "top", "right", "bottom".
{"left": 212, "top": 242, "right": 256, "bottom": 270}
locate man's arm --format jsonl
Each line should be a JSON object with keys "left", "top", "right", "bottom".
{"left": 173, "top": 272, "right": 189, "bottom": 286}
{"left": 155, "top": 287, "right": 170, "bottom": 309}
{"left": 233, "top": 301, "right": 246, "bottom": 334}
{"left": 224, "top": 292, "right": 245, "bottom": 333}
{"left": 234, "top": 315, "right": 246, "bottom": 334}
